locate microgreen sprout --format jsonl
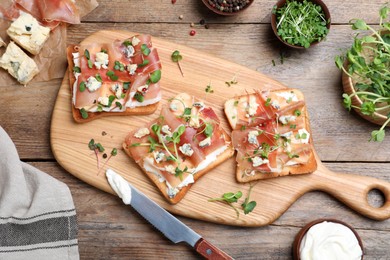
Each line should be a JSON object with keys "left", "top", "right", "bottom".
{"left": 273, "top": 0, "right": 329, "bottom": 48}
{"left": 80, "top": 108, "right": 88, "bottom": 119}
{"left": 88, "top": 139, "right": 118, "bottom": 175}
{"left": 171, "top": 50, "right": 184, "bottom": 76}
{"left": 225, "top": 75, "right": 238, "bottom": 87}
{"left": 97, "top": 148, "right": 118, "bottom": 176}
{"left": 88, "top": 139, "right": 103, "bottom": 168}
{"left": 205, "top": 83, "right": 214, "bottom": 93}
{"left": 208, "top": 184, "right": 258, "bottom": 218}
{"left": 242, "top": 183, "right": 257, "bottom": 214}
{"left": 335, "top": 4, "right": 390, "bottom": 142}
{"left": 208, "top": 191, "right": 243, "bottom": 218}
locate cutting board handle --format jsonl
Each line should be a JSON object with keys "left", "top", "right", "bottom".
{"left": 315, "top": 166, "right": 390, "bottom": 220}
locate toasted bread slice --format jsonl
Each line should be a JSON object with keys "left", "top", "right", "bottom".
{"left": 123, "top": 93, "right": 235, "bottom": 204}
{"left": 123, "top": 131, "right": 234, "bottom": 204}
{"left": 66, "top": 35, "right": 161, "bottom": 123}
{"left": 225, "top": 89, "right": 317, "bottom": 182}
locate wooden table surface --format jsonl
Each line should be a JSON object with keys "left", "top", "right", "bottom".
{"left": 2, "top": 0, "right": 390, "bottom": 259}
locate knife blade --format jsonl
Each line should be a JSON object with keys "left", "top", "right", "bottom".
{"left": 106, "top": 169, "right": 233, "bottom": 260}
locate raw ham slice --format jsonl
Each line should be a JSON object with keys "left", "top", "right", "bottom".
{"left": 0, "top": 0, "right": 20, "bottom": 20}
{"left": 16, "top": 0, "right": 80, "bottom": 27}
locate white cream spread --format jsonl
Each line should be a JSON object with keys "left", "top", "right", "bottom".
{"left": 106, "top": 169, "right": 132, "bottom": 205}
{"left": 299, "top": 221, "right": 363, "bottom": 260}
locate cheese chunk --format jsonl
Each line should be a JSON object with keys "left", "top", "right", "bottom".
{"left": 0, "top": 42, "right": 39, "bottom": 85}
{"left": 7, "top": 13, "right": 50, "bottom": 55}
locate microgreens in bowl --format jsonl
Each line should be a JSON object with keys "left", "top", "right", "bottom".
{"left": 272, "top": 0, "right": 330, "bottom": 48}
{"left": 335, "top": 5, "right": 390, "bottom": 142}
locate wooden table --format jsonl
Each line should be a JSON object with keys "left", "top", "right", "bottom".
{"left": 2, "top": 0, "right": 390, "bottom": 258}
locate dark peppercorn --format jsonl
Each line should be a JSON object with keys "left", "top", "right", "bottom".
{"left": 207, "top": 0, "right": 251, "bottom": 13}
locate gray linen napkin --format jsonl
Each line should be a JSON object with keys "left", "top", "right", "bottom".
{"left": 0, "top": 127, "right": 79, "bottom": 260}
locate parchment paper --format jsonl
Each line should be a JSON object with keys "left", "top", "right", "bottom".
{"left": 0, "top": 0, "right": 99, "bottom": 86}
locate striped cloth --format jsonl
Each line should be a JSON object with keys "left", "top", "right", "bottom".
{"left": 0, "top": 127, "right": 79, "bottom": 259}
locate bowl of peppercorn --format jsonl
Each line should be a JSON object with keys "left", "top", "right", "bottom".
{"left": 271, "top": 0, "right": 331, "bottom": 49}
{"left": 202, "top": 0, "right": 254, "bottom": 15}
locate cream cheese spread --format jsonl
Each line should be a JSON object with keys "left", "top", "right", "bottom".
{"left": 299, "top": 221, "right": 363, "bottom": 260}
{"left": 106, "top": 169, "right": 132, "bottom": 205}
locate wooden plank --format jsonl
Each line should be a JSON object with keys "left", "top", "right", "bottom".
{"left": 81, "top": 0, "right": 387, "bottom": 24}
{"left": 30, "top": 161, "right": 390, "bottom": 259}
{"left": 50, "top": 30, "right": 390, "bottom": 226}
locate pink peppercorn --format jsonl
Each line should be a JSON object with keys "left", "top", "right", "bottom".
{"left": 189, "top": 30, "right": 196, "bottom": 36}
{"left": 171, "top": 0, "right": 176, "bottom": 4}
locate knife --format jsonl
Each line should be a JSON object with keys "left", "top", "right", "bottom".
{"left": 106, "top": 169, "right": 233, "bottom": 260}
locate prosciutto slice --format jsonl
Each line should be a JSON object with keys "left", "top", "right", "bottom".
{"left": 16, "top": 0, "right": 80, "bottom": 27}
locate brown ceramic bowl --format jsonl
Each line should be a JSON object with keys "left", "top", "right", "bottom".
{"left": 271, "top": 0, "right": 331, "bottom": 49}
{"left": 292, "top": 218, "right": 364, "bottom": 260}
{"left": 342, "top": 60, "right": 390, "bottom": 126}
{"left": 202, "top": 0, "right": 254, "bottom": 16}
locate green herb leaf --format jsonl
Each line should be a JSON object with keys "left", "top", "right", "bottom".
{"left": 106, "top": 70, "right": 119, "bottom": 81}
{"left": 352, "top": 19, "right": 368, "bottom": 30}
{"left": 96, "top": 143, "right": 105, "bottom": 152}
{"left": 150, "top": 70, "right": 161, "bottom": 83}
{"left": 80, "top": 108, "right": 88, "bottom": 119}
{"left": 141, "top": 44, "right": 151, "bottom": 56}
{"left": 134, "top": 92, "right": 144, "bottom": 102}
{"left": 95, "top": 73, "right": 103, "bottom": 82}
{"left": 138, "top": 59, "right": 149, "bottom": 67}
{"left": 335, "top": 56, "right": 344, "bottom": 69}
{"left": 114, "top": 61, "right": 125, "bottom": 71}
{"left": 361, "top": 101, "right": 376, "bottom": 115}
{"left": 123, "top": 82, "right": 130, "bottom": 90}
{"left": 242, "top": 201, "right": 257, "bottom": 214}
{"left": 73, "top": 66, "right": 81, "bottom": 73}
{"left": 205, "top": 84, "right": 214, "bottom": 93}
{"left": 84, "top": 49, "right": 90, "bottom": 60}
{"left": 88, "top": 60, "right": 93, "bottom": 69}
{"left": 88, "top": 139, "right": 96, "bottom": 150}
{"left": 370, "top": 129, "right": 385, "bottom": 142}
{"left": 342, "top": 93, "right": 352, "bottom": 111}
{"left": 123, "top": 40, "right": 132, "bottom": 47}
{"left": 147, "top": 136, "right": 158, "bottom": 152}
{"left": 115, "top": 101, "right": 123, "bottom": 109}
{"left": 79, "top": 81, "right": 86, "bottom": 92}
{"left": 204, "top": 123, "right": 213, "bottom": 137}
{"left": 171, "top": 50, "right": 183, "bottom": 62}
{"left": 294, "top": 109, "right": 301, "bottom": 117}
{"left": 111, "top": 148, "right": 118, "bottom": 156}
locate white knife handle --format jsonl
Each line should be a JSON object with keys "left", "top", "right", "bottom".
{"left": 195, "top": 238, "right": 233, "bottom": 260}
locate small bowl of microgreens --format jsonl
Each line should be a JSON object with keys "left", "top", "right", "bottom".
{"left": 335, "top": 5, "right": 390, "bottom": 142}
{"left": 271, "top": 0, "right": 331, "bottom": 49}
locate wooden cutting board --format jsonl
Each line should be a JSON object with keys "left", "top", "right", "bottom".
{"left": 51, "top": 30, "right": 390, "bottom": 227}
